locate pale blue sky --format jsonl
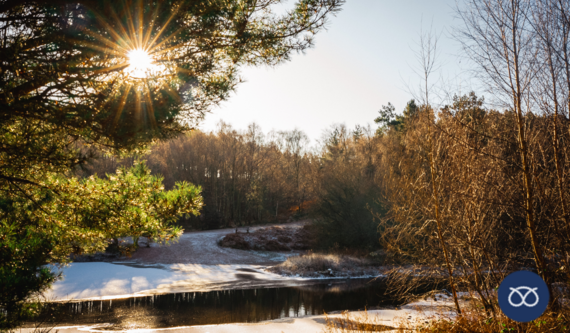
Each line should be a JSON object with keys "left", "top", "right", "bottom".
{"left": 200, "top": 0, "right": 475, "bottom": 142}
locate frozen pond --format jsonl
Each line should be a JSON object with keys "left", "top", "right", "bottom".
{"left": 32, "top": 278, "right": 403, "bottom": 330}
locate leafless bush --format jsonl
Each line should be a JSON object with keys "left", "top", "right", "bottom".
{"left": 269, "top": 253, "right": 382, "bottom": 277}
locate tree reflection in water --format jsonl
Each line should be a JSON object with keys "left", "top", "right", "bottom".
{"left": 32, "top": 278, "right": 407, "bottom": 330}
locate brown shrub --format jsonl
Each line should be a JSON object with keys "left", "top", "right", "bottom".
{"left": 269, "top": 253, "right": 381, "bottom": 277}
{"left": 218, "top": 224, "right": 316, "bottom": 251}
{"left": 277, "top": 235, "right": 292, "bottom": 243}
{"left": 265, "top": 240, "right": 291, "bottom": 251}
{"left": 415, "top": 307, "right": 570, "bottom": 333}
{"left": 218, "top": 233, "right": 250, "bottom": 250}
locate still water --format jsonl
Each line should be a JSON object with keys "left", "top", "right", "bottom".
{"left": 34, "top": 278, "right": 403, "bottom": 330}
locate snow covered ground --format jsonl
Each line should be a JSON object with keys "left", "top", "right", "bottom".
{"left": 40, "top": 222, "right": 456, "bottom": 332}
{"left": 46, "top": 262, "right": 300, "bottom": 301}
{"left": 22, "top": 297, "right": 457, "bottom": 333}
{"left": 126, "top": 223, "right": 306, "bottom": 265}
{"left": 45, "top": 223, "right": 313, "bottom": 301}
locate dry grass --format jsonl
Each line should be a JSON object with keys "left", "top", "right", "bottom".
{"left": 415, "top": 307, "right": 570, "bottom": 332}
{"left": 322, "top": 306, "right": 570, "bottom": 333}
{"left": 268, "top": 253, "right": 382, "bottom": 277}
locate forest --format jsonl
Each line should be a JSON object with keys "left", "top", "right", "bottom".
{"left": 81, "top": 87, "right": 570, "bottom": 326}
{"left": 79, "top": 121, "right": 383, "bottom": 249}
{"left": 2, "top": 0, "right": 570, "bottom": 331}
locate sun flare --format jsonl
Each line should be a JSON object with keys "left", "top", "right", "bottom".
{"left": 125, "top": 49, "right": 159, "bottom": 78}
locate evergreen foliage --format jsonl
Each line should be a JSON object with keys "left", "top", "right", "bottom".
{"left": 374, "top": 100, "right": 418, "bottom": 135}
{"left": 313, "top": 124, "right": 383, "bottom": 250}
{"left": 0, "top": 0, "right": 343, "bottom": 330}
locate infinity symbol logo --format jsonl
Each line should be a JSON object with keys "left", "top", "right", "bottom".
{"left": 508, "top": 286, "right": 539, "bottom": 308}
{"left": 499, "top": 272, "right": 548, "bottom": 322}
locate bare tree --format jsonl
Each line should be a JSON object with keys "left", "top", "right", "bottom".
{"left": 457, "top": 0, "right": 548, "bottom": 284}
{"left": 412, "top": 24, "right": 462, "bottom": 313}
{"left": 531, "top": 0, "right": 570, "bottom": 274}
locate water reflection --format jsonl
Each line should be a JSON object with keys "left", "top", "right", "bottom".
{"left": 33, "top": 279, "right": 402, "bottom": 330}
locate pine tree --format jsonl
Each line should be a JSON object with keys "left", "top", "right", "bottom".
{"left": 0, "top": 0, "right": 343, "bottom": 329}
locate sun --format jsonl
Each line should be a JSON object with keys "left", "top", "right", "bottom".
{"left": 125, "top": 49, "right": 160, "bottom": 78}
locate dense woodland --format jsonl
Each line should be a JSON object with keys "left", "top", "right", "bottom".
{"left": 77, "top": 78, "right": 570, "bottom": 318}
{"left": 3, "top": 0, "right": 570, "bottom": 331}
{"left": 78, "top": 121, "right": 383, "bottom": 249}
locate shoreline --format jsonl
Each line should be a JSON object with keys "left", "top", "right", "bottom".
{"left": 22, "top": 294, "right": 458, "bottom": 333}
{"left": 45, "top": 261, "right": 386, "bottom": 302}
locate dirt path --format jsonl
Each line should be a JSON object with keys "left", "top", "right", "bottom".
{"left": 48, "top": 222, "right": 309, "bottom": 301}
{"left": 128, "top": 221, "right": 307, "bottom": 265}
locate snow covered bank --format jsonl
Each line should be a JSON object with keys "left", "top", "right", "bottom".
{"left": 45, "top": 262, "right": 299, "bottom": 301}
{"left": 45, "top": 221, "right": 384, "bottom": 301}
{"left": 46, "top": 261, "right": 388, "bottom": 301}
{"left": 125, "top": 224, "right": 304, "bottom": 265}
{"left": 21, "top": 294, "right": 457, "bottom": 333}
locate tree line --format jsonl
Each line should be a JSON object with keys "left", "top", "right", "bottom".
{"left": 79, "top": 121, "right": 384, "bottom": 251}
{"left": 80, "top": 123, "right": 315, "bottom": 229}
{"left": 377, "top": 0, "right": 570, "bottom": 316}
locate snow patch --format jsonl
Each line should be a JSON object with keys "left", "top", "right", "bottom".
{"left": 45, "top": 262, "right": 306, "bottom": 301}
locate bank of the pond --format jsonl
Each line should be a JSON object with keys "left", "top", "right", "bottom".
{"left": 46, "top": 261, "right": 386, "bottom": 301}
{"left": 50, "top": 222, "right": 387, "bottom": 302}
{"left": 36, "top": 223, "right": 444, "bottom": 332}
{"left": 97, "top": 222, "right": 308, "bottom": 265}
{"left": 39, "top": 260, "right": 455, "bottom": 332}
{"left": 46, "top": 262, "right": 287, "bottom": 300}
{"left": 34, "top": 279, "right": 406, "bottom": 329}
{"left": 22, "top": 293, "right": 458, "bottom": 333}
